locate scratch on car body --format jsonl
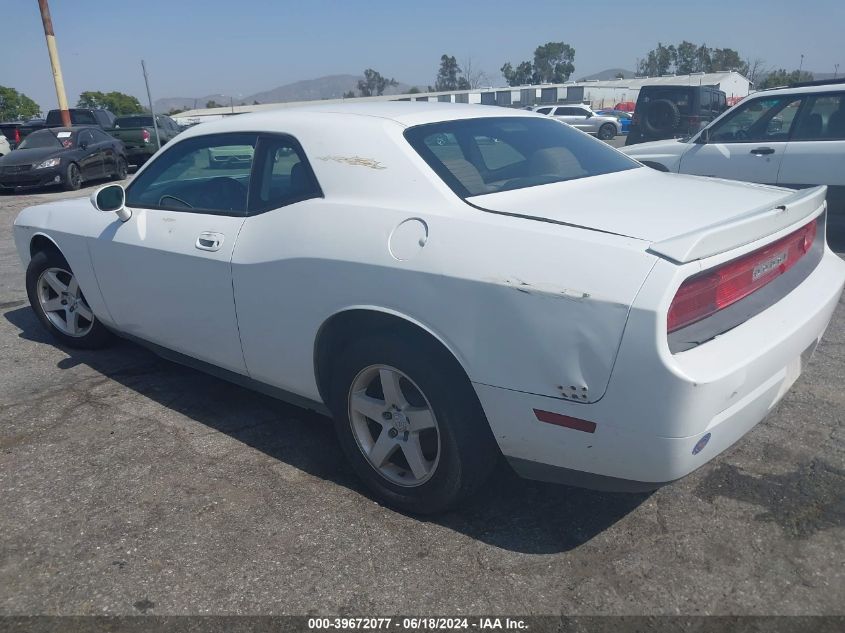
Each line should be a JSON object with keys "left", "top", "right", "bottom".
{"left": 492, "top": 277, "right": 592, "bottom": 301}
{"left": 316, "top": 155, "right": 387, "bottom": 170}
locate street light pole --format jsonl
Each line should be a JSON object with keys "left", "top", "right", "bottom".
{"left": 141, "top": 60, "right": 161, "bottom": 150}
{"left": 37, "top": 0, "right": 70, "bottom": 126}
{"left": 799, "top": 54, "right": 804, "bottom": 74}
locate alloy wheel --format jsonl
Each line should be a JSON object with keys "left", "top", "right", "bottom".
{"left": 347, "top": 364, "right": 441, "bottom": 487}
{"left": 36, "top": 267, "right": 94, "bottom": 337}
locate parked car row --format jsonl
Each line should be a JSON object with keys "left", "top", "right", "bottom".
{"left": 0, "top": 108, "right": 184, "bottom": 192}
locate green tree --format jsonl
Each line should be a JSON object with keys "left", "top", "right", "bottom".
{"left": 408, "top": 86, "right": 421, "bottom": 94}
{"left": 710, "top": 48, "right": 747, "bottom": 73}
{"left": 206, "top": 100, "right": 222, "bottom": 108}
{"left": 501, "top": 61, "right": 534, "bottom": 86}
{"left": 757, "top": 69, "right": 814, "bottom": 90}
{"left": 357, "top": 69, "right": 398, "bottom": 97}
{"left": 435, "top": 54, "right": 461, "bottom": 91}
{"left": 674, "top": 41, "right": 698, "bottom": 74}
{"left": 0, "top": 86, "right": 41, "bottom": 120}
{"left": 637, "top": 42, "right": 675, "bottom": 76}
{"left": 342, "top": 90, "right": 356, "bottom": 98}
{"left": 531, "top": 41, "right": 576, "bottom": 83}
{"left": 77, "top": 90, "right": 144, "bottom": 115}
{"left": 167, "top": 107, "right": 187, "bottom": 115}
{"left": 614, "top": 72, "right": 625, "bottom": 79}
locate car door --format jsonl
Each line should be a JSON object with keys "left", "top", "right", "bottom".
{"left": 88, "top": 132, "right": 256, "bottom": 374}
{"left": 75, "top": 129, "right": 102, "bottom": 179}
{"left": 91, "top": 128, "right": 117, "bottom": 175}
{"left": 229, "top": 133, "right": 325, "bottom": 390}
{"left": 678, "top": 94, "right": 803, "bottom": 184}
{"left": 777, "top": 92, "right": 845, "bottom": 201}
{"left": 553, "top": 107, "right": 587, "bottom": 131}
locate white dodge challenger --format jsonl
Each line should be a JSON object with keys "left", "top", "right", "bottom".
{"left": 13, "top": 103, "right": 845, "bottom": 513}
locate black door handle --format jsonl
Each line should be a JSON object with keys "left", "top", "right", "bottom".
{"left": 750, "top": 147, "right": 775, "bottom": 155}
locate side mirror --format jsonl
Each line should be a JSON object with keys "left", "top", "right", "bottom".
{"left": 90, "top": 184, "right": 131, "bottom": 221}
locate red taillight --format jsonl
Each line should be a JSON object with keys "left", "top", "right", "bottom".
{"left": 667, "top": 218, "right": 818, "bottom": 333}
{"left": 142, "top": 129, "right": 151, "bottom": 143}
{"left": 14, "top": 128, "right": 21, "bottom": 144}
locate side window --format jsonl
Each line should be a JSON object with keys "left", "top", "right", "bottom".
{"left": 792, "top": 93, "right": 845, "bottom": 140}
{"left": 91, "top": 129, "right": 111, "bottom": 143}
{"left": 125, "top": 132, "right": 256, "bottom": 215}
{"left": 553, "top": 107, "right": 569, "bottom": 116}
{"left": 248, "top": 135, "right": 322, "bottom": 214}
{"left": 708, "top": 96, "right": 802, "bottom": 143}
{"left": 78, "top": 130, "right": 95, "bottom": 147}
{"left": 535, "top": 107, "right": 552, "bottom": 115}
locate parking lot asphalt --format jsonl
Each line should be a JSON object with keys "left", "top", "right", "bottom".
{"left": 1, "top": 175, "right": 844, "bottom": 616}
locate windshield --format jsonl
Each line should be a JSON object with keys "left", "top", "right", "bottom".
{"left": 404, "top": 116, "right": 640, "bottom": 197}
{"left": 17, "top": 129, "right": 63, "bottom": 150}
{"left": 114, "top": 116, "right": 153, "bottom": 128}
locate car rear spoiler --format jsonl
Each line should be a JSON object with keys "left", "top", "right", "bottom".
{"left": 647, "top": 185, "right": 827, "bottom": 264}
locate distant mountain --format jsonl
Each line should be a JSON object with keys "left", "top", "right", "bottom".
{"left": 156, "top": 74, "right": 415, "bottom": 113}
{"left": 577, "top": 68, "right": 636, "bottom": 81}
{"left": 245, "top": 74, "right": 413, "bottom": 105}
{"left": 154, "top": 94, "right": 232, "bottom": 113}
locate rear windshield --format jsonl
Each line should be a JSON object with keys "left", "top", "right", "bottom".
{"left": 46, "top": 110, "right": 97, "bottom": 126}
{"left": 17, "top": 129, "right": 62, "bottom": 149}
{"left": 404, "top": 116, "right": 639, "bottom": 197}
{"left": 637, "top": 88, "right": 693, "bottom": 114}
{"left": 114, "top": 116, "right": 153, "bottom": 128}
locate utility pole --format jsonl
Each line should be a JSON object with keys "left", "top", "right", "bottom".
{"left": 37, "top": 0, "right": 70, "bottom": 126}
{"left": 799, "top": 54, "right": 804, "bottom": 74}
{"left": 835, "top": 64, "right": 840, "bottom": 79}
{"left": 141, "top": 60, "right": 161, "bottom": 150}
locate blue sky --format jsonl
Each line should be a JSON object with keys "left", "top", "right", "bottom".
{"left": 2, "top": 0, "right": 841, "bottom": 111}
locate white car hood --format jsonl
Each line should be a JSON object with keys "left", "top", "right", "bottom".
{"left": 467, "top": 168, "right": 823, "bottom": 262}
{"left": 620, "top": 138, "right": 690, "bottom": 157}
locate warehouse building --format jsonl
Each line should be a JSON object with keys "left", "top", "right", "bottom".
{"left": 172, "top": 71, "right": 752, "bottom": 126}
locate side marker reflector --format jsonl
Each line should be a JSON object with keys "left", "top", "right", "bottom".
{"left": 534, "top": 409, "right": 596, "bottom": 433}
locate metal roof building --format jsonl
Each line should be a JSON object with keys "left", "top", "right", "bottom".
{"left": 172, "top": 71, "right": 752, "bottom": 126}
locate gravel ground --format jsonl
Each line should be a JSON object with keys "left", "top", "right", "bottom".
{"left": 0, "top": 178, "right": 843, "bottom": 616}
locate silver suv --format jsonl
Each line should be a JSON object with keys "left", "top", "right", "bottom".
{"left": 532, "top": 104, "right": 620, "bottom": 140}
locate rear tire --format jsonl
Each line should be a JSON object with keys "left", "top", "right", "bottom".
{"left": 329, "top": 332, "right": 499, "bottom": 514}
{"left": 598, "top": 123, "right": 616, "bottom": 140}
{"left": 26, "top": 249, "right": 113, "bottom": 349}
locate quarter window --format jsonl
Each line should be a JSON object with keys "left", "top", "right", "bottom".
{"left": 248, "top": 135, "right": 322, "bottom": 214}
{"left": 125, "top": 132, "right": 257, "bottom": 215}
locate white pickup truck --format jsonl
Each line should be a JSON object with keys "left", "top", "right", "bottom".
{"left": 622, "top": 81, "right": 845, "bottom": 215}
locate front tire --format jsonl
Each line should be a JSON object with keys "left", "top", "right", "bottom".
{"left": 329, "top": 332, "right": 499, "bottom": 514}
{"left": 63, "top": 162, "right": 81, "bottom": 191}
{"left": 26, "top": 250, "right": 113, "bottom": 349}
{"left": 113, "top": 157, "right": 128, "bottom": 180}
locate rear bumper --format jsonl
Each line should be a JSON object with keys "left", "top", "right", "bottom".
{"left": 476, "top": 247, "right": 845, "bottom": 489}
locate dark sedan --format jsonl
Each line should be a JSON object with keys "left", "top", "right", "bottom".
{"left": 0, "top": 127, "right": 127, "bottom": 192}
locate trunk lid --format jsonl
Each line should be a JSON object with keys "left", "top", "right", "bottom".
{"left": 467, "top": 169, "right": 826, "bottom": 263}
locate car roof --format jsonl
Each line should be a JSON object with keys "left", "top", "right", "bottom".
{"left": 752, "top": 82, "right": 845, "bottom": 98}
{"left": 178, "top": 102, "right": 539, "bottom": 140}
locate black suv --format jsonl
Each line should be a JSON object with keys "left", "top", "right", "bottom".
{"left": 626, "top": 85, "right": 727, "bottom": 145}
